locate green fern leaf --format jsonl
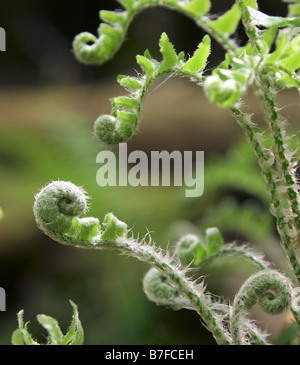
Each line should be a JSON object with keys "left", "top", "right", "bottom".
{"left": 184, "top": 0, "right": 210, "bottom": 17}
{"left": 158, "top": 33, "right": 178, "bottom": 73}
{"left": 182, "top": 35, "right": 211, "bottom": 74}
{"left": 136, "top": 55, "right": 156, "bottom": 77}
{"left": 209, "top": 4, "right": 241, "bottom": 35}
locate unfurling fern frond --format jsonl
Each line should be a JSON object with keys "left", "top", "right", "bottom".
{"left": 73, "top": 0, "right": 253, "bottom": 67}
{"left": 94, "top": 32, "right": 210, "bottom": 145}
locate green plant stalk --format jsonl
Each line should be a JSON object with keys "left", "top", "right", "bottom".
{"left": 196, "top": 244, "right": 270, "bottom": 271}
{"left": 255, "top": 75, "right": 300, "bottom": 244}
{"left": 134, "top": 2, "right": 239, "bottom": 54}
{"left": 235, "top": 0, "right": 300, "bottom": 283}
{"left": 235, "top": 0, "right": 260, "bottom": 49}
{"left": 232, "top": 107, "right": 300, "bottom": 282}
{"left": 91, "top": 236, "right": 286, "bottom": 345}
{"left": 92, "top": 235, "right": 231, "bottom": 345}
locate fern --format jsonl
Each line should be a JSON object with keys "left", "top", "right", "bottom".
{"left": 29, "top": 0, "right": 300, "bottom": 345}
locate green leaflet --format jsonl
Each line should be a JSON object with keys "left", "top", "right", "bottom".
{"left": 206, "top": 227, "right": 224, "bottom": 255}
{"left": 101, "top": 213, "right": 128, "bottom": 241}
{"left": 285, "top": 34, "right": 300, "bottom": 56}
{"left": 288, "top": 3, "right": 300, "bottom": 17}
{"left": 248, "top": 7, "right": 300, "bottom": 28}
{"left": 15, "top": 311, "right": 39, "bottom": 345}
{"left": 244, "top": 0, "right": 258, "bottom": 9}
{"left": 267, "top": 31, "right": 288, "bottom": 64}
{"left": 117, "top": 75, "right": 144, "bottom": 92}
{"left": 68, "top": 217, "right": 101, "bottom": 242}
{"left": 111, "top": 96, "right": 140, "bottom": 112}
{"left": 12, "top": 301, "right": 84, "bottom": 345}
{"left": 99, "top": 10, "right": 126, "bottom": 27}
{"left": 262, "top": 27, "right": 278, "bottom": 48}
{"left": 136, "top": 55, "right": 156, "bottom": 77}
{"left": 183, "top": 0, "right": 210, "bottom": 17}
{"left": 182, "top": 35, "right": 211, "bottom": 74}
{"left": 11, "top": 330, "right": 24, "bottom": 345}
{"left": 265, "top": 31, "right": 300, "bottom": 89}
{"left": 63, "top": 301, "right": 84, "bottom": 345}
{"left": 280, "top": 52, "right": 300, "bottom": 72}
{"left": 158, "top": 33, "right": 178, "bottom": 73}
{"left": 36, "top": 314, "right": 63, "bottom": 345}
{"left": 209, "top": 4, "right": 241, "bottom": 35}
{"left": 278, "top": 73, "right": 300, "bottom": 88}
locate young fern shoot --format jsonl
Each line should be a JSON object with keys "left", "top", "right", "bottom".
{"left": 32, "top": 0, "right": 300, "bottom": 345}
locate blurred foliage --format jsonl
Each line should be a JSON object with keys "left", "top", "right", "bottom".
{"left": 166, "top": 138, "right": 274, "bottom": 242}
{"left": 190, "top": 139, "right": 273, "bottom": 242}
{"left": 274, "top": 322, "right": 300, "bottom": 345}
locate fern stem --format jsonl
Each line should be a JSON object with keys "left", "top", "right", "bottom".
{"left": 255, "top": 75, "right": 300, "bottom": 244}
{"left": 127, "top": 2, "right": 239, "bottom": 55}
{"left": 196, "top": 244, "right": 269, "bottom": 271}
{"left": 92, "top": 235, "right": 232, "bottom": 345}
{"left": 232, "top": 107, "right": 300, "bottom": 282}
{"left": 235, "top": 0, "right": 260, "bottom": 49}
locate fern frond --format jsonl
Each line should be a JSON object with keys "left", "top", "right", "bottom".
{"left": 94, "top": 32, "right": 210, "bottom": 144}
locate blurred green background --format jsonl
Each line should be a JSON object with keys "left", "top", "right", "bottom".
{"left": 0, "top": 0, "right": 299, "bottom": 345}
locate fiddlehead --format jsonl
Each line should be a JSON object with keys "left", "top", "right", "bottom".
{"left": 94, "top": 32, "right": 210, "bottom": 144}
{"left": 143, "top": 267, "right": 192, "bottom": 309}
{"left": 203, "top": 54, "right": 254, "bottom": 108}
{"left": 73, "top": 0, "right": 240, "bottom": 66}
{"left": 230, "top": 269, "right": 293, "bottom": 345}
{"left": 33, "top": 181, "right": 101, "bottom": 247}
{"left": 34, "top": 180, "right": 234, "bottom": 344}
{"left": 34, "top": 181, "right": 297, "bottom": 344}
{"left": 174, "top": 229, "right": 270, "bottom": 271}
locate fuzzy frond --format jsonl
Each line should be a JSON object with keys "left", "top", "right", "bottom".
{"left": 93, "top": 32, "right": 210, "bottom": 145}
